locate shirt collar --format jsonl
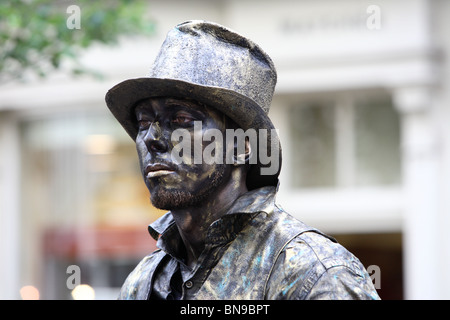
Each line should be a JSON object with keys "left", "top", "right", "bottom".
{"left": 148, "top": 186, "right": 277, "bottom": 242}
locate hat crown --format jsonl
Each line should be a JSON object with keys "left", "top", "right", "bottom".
{"left": 148, "top": 20, "right": 277, "bottom": 114}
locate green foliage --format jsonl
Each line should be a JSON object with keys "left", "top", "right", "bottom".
{"left": 0, "top": 0, "right": 155, "bottom": 83}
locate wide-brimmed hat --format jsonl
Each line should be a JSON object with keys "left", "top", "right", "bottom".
{"left": 105, "top": 20, "right": 281, "bottom": 190}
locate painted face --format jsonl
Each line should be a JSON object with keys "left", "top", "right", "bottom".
{"left": 134, "top": 97, "right": 232, "bottom": 210}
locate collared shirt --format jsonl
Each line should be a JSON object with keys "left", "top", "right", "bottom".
{"left": 118, "top": 186, "right": 380, "bottom": 300}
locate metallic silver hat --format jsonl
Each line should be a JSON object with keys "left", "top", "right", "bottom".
{"left": 105, "top": 20, "right": 281, "bottom": 190}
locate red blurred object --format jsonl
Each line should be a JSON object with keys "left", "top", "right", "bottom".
{"left": 43, "top": 225, "right": 156, "bottom": 259}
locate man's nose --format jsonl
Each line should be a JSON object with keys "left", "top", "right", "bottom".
{"left": 143, "top": 121, "right": 169, "bottom": 153}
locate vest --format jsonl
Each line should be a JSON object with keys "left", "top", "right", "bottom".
{"left": 195, "top": 207, "right": 324, "bottom": 299}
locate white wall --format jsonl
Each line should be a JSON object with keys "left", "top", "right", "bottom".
{"left": 0, "top": 0, "right": 449, "bottom": 299}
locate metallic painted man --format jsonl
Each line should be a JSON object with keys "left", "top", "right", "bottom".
{"left": 105, "top": 20, "right": 380, "bottom": 300}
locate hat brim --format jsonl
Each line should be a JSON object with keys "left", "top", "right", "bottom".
{"left": 105, "top": 77, "right": 281, "bottom": 190}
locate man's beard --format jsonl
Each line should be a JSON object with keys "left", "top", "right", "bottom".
{"left": 149, "top": 164, "right": 227, "bottom": 210}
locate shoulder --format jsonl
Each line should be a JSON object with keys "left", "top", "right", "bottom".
{"left": 266, "top": 211, "right": 380, "bottom": 300}
{"left": 118, "top": 250, "right": 166, "bottom": 300}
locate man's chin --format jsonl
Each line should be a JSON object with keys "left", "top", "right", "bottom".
{"left": 149, "top": 187, "right": 202, "bottom": 210}
{"left": 147, "top": 164, "right": 227, "bottom": 210}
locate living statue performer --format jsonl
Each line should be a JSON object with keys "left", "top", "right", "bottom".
{"left": 105, "top": 20, "right": 380, "bottom": 300}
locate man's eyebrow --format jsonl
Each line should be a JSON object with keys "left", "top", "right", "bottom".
{"left": 134, "top": 100, "right": 151, "bottom": 111}
{"left": 165, "top": 99, "right": 207, "bottom": 115}
{"left": 134, "top": 104, "right": 149, "bottom": 117}
{"left": 165, "top": 97, "right": 203, "bottom": 107}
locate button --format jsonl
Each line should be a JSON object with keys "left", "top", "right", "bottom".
{"left": 185, "top": 280, "right": 193, "bottom": 289}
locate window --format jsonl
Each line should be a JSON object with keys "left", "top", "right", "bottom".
{"left": 289, "top": 92, "right": 401, "bottom": 189}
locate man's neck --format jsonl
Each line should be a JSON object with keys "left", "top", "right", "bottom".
{"left": 170, "top": 171, "right": 248, "bottom": 269}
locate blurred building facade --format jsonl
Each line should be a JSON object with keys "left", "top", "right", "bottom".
{"left": 1, "top": 0, "right": 449, "bottom": 299}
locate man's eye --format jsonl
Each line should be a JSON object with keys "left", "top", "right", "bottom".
{"left": 172, "top": 114, "right": 194, "bottom": 124}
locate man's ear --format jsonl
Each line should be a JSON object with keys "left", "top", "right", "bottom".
{"left": 234, "top": 137, "right": 252, "bottom": 166}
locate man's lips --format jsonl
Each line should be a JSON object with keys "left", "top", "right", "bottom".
{"left": 145, "top": 163, "right": 176, "bottom": 179}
